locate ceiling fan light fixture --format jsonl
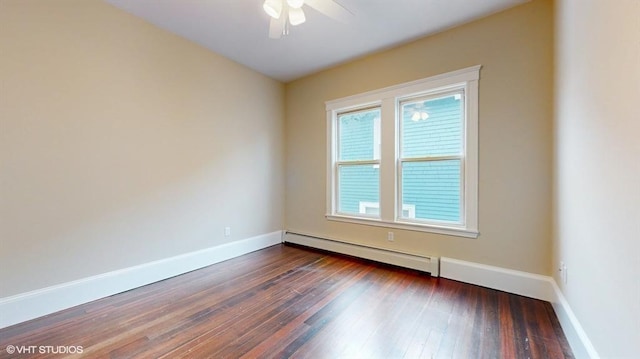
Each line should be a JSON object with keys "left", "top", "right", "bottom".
{"left": 412, "top": 112, "right": 429, "bottom": 122}
{"left": 263, "top": 0, "right": 283, "bottom": 19}
{"left": 288, "top": 7, "right": 306, "bottom": 26}
{"left": 287, "top": 0, "right": 305, "bottom": 9}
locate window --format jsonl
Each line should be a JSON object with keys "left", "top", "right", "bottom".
{"left": 336, "top": 107, "right": 381, "bottom": 218}
{"left": 399, "top": 92, "right": 463, "bottom": 223}
{"left": 326, "top": 66, "right": 480, "bottom": 238}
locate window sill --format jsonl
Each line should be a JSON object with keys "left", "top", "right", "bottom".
{"left": 326, "top": 214, "right": 479, "bottom": 239}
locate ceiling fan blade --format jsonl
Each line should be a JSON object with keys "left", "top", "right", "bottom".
{"left": 269, "top": 15, "right": 285, "bottom": 39}
{"left": 304, "top": 0, "right": 353, "bottom": 23}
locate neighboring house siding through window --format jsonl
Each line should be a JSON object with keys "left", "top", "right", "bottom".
{"left": 401, "top": 95, "right": 461, "bottom": 222}
{"left": 326, "top": 66, "right": 480, "bottom": 238}
{"left": 339, "top": 111, "right": 379, "bottom": 215}
{"left": 338, "top": 98, "right": 462, "bottom": 221}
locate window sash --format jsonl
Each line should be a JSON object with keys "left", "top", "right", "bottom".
{"left": 397, "top": 88, "right": 465, "bottom": 225}
{"left": 398, "top": 89, "right": 465, "bottom": 160}
{"left": 336, "top": 106, "right": 381, "bottom": 162}
{"left": 397, "top": 157, "right": 465, "bottom": 226}
{"left": 326, "top": 65, "right": 480, "bottom": 238}
{"left": 335, "top": 162, "right": 380, "bottom": 218}
{"left": 334, "top": 106, "right": 382, "bottom": 218}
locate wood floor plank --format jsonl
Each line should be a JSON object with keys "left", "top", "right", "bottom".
{"left": 240, "top": 260, "right": 371, "bottom": 359}
{"left": 0, "top": 243, "right": 573, "bottom": 359}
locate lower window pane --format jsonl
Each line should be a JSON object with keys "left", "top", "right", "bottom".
{"left": 338, "top": 164, "right": 380, "bottom": 217}
{"left": 401, "top": 160, "right": 461, "bottom": 223}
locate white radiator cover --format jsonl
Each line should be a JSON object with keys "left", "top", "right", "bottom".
{"left": 283, "top": 232, "right": 439, "bottom": 277}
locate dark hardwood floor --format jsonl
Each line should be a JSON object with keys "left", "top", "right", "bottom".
{"left": 0, "top": 243, "right": 573, "bottom": 359}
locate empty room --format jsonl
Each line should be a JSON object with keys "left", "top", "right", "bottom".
{"left": 0, "top": 0, "right": 638, "bottom": 358}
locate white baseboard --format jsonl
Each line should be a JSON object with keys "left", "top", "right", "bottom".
{"left": 549, "top": 280, "right": 600, "bottom": 359}
{"left": 0, "top": 230, "right": 283, "bottom": 329}
{"left": 440, "top": 257, "right": 599, "bottom": 359}
{"left": 0, "top": 230, "right": 599, "bottom": 359}
{"left": 284, "top": 232, "right": 439, "bottom": 276}
{"left": 440, "top": 257, "right": 554, "bottom": 301}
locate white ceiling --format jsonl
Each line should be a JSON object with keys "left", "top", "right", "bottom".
{"left": 104, "top": 0, "right": 528, "bottom": 82}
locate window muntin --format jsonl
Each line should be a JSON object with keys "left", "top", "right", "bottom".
{"left": 326, "top": 66, "right": 480, "bottom": 238}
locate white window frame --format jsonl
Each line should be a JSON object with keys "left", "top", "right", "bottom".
{"left": 326, "top": 65, "right": 481, "bottom": 238}
{"left": 397, "top": 89, "right": 465, "bottom": 226}
{"left": 334, "top": 106, "right": 382, "bottom": 219}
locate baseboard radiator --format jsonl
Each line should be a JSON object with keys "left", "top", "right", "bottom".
{"left": 283, "top": 232, "right": 439, "bottom": 277}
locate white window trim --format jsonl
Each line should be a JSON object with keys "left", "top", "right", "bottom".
{"left": 373, "top": 116, "right": 381, "bottom": 162}
{"left": 326, "top": 65, "right": 481, "bottom": 239}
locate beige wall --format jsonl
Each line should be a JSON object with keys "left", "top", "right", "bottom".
{"left": 285, "top": 0, "right": 554, "bottom": 275}
{"left": 3, "top": 1, "right": 638, "bottom": 354}
{"left": 554, "top": 0, "right": 640, "bottom": 357}
{"left": 0, "top": 0, "right": 285, "bottom": 297}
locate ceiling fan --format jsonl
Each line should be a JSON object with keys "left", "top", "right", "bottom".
{"left": 263, "top": 0, "right": 353, "bottom": 39}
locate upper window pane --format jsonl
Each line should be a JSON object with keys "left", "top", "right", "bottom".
{"left": 401, "top": 93, "right": 463, "bottom": 158}
{"left": 338, "top": 108, "right": 381, "bottom": 161}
